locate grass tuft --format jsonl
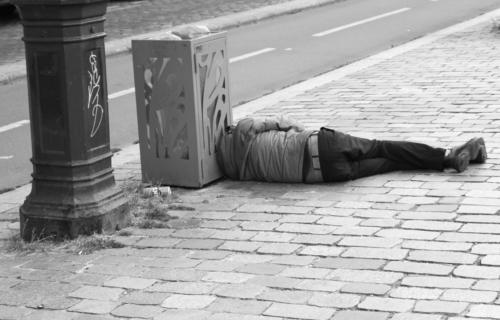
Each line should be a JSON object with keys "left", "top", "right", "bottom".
{"left": 4, "top": 181, "right": 181, "bottom": 254}
{"left": 167, "top": 204, "right": 195, "bottom": 211}
{"left": 63, "top": 234, "right": 125, "bottom": 255}
{"left": 135, "top": 219, "right": 169, "bottom": 229}
{"left": 121, "top": 181, "right": 178, "bottom": 229}
{"left": 144, "top": 199, "right": 172, "bottom": 221}
{"left": 4, "top": 233, "right": 56, "bottom": 254}
{"left": 3, "top": 233, "right": 124, "bottom": 255}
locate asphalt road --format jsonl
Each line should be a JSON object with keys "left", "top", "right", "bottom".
{"left": 1, "top": 0, "right": 500, "bottom": 192}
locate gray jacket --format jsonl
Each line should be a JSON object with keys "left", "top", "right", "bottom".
{"left": 216, "top": 117, "right": 313, "bottom": 182}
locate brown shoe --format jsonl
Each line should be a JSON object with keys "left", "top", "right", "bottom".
{"left": 444, "top": 151, "right": 470, "bottom": 173}
{"left": 449, "top": 138, "right": 485, "bottom": 164}
{"left": 470, "top": 138, "right": 487, "bottom": 164}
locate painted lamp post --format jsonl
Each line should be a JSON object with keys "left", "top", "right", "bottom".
{"left": 14, "top": 0, "right": 129, "bottom": 240}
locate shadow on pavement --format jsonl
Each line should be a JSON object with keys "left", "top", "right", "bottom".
{"left": 0, "top": 5, "right": 18, "bottom": 25}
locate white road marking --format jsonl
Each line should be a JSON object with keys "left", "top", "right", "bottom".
{"left": 108, "top": 48, "right": 277, "bottom": 100}
{"left": 0, "top": 156, "right": 13, "bottom": 160}
{"left": 0, "top": 120, "right": 30, "bottom": 134}
{"left": 229, "top": 48, "right": 276, "bottom": 63}
{"left": 108, "top": 87, "right": 136, "bottom": 100}
{"left": 312, "top": 7, "right": 412, "bottom": 37}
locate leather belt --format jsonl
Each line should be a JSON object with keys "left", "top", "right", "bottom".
{"left": 308, "top": 133, "right": 321, "bottom": 170}
{"left": 304, "top": 132, "right": 322, "bottom": 183}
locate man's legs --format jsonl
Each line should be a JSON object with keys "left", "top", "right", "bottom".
{"left": 349, "top": 137, "right": 486, "bottom": 179}
{"left": 318, "top": 128, "right": 486, "bottom": 182}
{"left": 353, "top": 158, "right": 415, "bottom": 180}
{"left": 319, "top": 128, "right": 446, "bottom": 181}
{"left": 319, "top": 128, "right": 481, "bottom": 181}
{"left": 330, "top": 130, "right": 446, "bottom": 170}
{"left": 358, "top": 139, "right": 445, "bottom": 170}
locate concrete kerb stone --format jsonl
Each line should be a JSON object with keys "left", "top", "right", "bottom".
{"left": 106, "top": 0, "right": 344, "bottom": 55}
{"left": 0, "top": 62, "right": 25, "bottom": 85}
{"left": 1, "top": 7, "right": 500, "bottom": 209}
{"left": 0, "top": 0, "right": 342, "bottom": 84}
{"left": 0, "top": 184, "right": 30, "bottom": 208}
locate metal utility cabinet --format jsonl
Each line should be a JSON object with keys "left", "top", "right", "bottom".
{"left": 132, "top": 32, "right": 232, "bottom": 188}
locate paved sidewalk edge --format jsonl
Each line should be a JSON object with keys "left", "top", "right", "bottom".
{"left": 1, "top": 7, "right": 499, "bottom": 207}
{"left": 232, "top": 8, "right": 500, "bottom": 120}
{"left": 0, "top": 0, "right": 342, "bottom": 84}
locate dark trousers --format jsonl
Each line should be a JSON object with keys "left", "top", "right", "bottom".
{"left": 318, "top": 128, "right": 446, "bottom": 182}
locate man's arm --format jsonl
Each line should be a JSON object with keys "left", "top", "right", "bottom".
{"left": 237, "top": 115, "right": 305, "bottom": 138}
{"left": 274, "top": 115, "right": 305, "bottom": 132}
{"left": 230, "top": 116, "right": 305, "bottom": 178}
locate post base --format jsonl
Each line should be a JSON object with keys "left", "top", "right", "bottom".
{"left": 19, "top": 191, "right": 130, "bottom": 241}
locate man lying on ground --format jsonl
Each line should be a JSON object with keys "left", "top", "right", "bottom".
{"left": 216, "top": 116, "right": 487, "bottom": 183}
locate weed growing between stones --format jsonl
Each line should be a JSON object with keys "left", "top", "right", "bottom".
{"left": 3, "top": 233, "right": 124, "bottom": 255}
{"left": 2, "top": 181, "right": 192, "bottom": 254}
{"left": 4, "top": 233, "right": 56, "bottom": 254}
{"left": 121, "top": 181, "right": 179, "bottom": 229}
{"left": 62, "top": 234, "right": 125, "bottom": 255}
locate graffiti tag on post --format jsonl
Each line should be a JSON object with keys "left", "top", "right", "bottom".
{"left": 87, "top": 52, "right": 104, "bottom": 138}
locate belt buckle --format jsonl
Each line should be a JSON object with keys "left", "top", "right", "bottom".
{"left": 309, "top": 134, "right": 320, "bottom": 170}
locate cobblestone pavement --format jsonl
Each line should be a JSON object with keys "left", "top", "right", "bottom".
{"left": 1, "top": 16, "right": 500, "bottom": 320}
{"left": 0, "top": 0, "right": 300, "bottom": 66}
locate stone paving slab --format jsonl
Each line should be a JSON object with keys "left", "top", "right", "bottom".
{"left": 1, "top": 9, "right": 500, "bottom": 320}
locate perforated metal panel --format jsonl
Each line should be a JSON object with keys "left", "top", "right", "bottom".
{"left": 132, "top": 33, "right": 232, "bottom": 187}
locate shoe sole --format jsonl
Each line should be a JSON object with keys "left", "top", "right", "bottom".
{"left": 454, "top": 151, "right": 470, "bottom": 172}
{"left": 471, "top": 138, "right": 487, "bottom": 164}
